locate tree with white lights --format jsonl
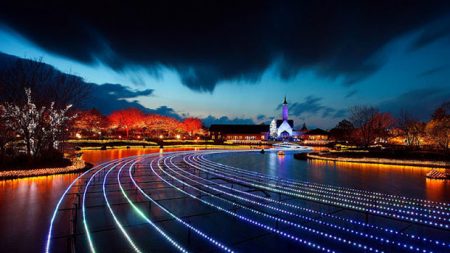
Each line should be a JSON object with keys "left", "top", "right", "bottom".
{"left": 0, "top": 88, "right": 74, "bottom": 157}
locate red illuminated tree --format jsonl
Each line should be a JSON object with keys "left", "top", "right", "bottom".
{"left": 108, "top": 108, "right": 145, "bottom": 139}
{"left": 350, "top": 106, "right": 395, "bottom": 146}
{"left": 182, "top": 117, "right": 203, "bottom": 136}
{"left": 72, "top": 109, "right": 108, "bottom": 138}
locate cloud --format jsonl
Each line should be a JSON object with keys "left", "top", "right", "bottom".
{"left": 1, "top": 1, "right": 449, "bottom": 91}
{"left": 148, "top": 105, "right": 182, "bottom": 120}
{"left": 279, "top": 95, "right": 346, "bottom": 120}
{"left": 333, "top": 109, "right": 348, "bottom": 119}
{"left": 379, "top": 87, "right": 450, "bottom": 120}
{"left": 256, "top": 114, "right": 266, "bottom": 120}
{"left": 417, "top": 65, "right": 447, "bottom": 77}
{"left": 410, "top": 15, "right": 450, "bottom": 51}
{"left": 202, "top": 115, "right": 255, "bottom": 127}
{"left": 0, "top": 51, "right": 184, "bottom": 118}
{"left": 84, "top": 84, "right": 186, "bottom": 119}
{"left": 345, "top": 90, "right": 358, "bottom": 98}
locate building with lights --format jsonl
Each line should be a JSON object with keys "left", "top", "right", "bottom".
{"left": 301, "top": 128, "right": 331, "bottom": 145}
{"left": 209, "top": 96, "right": 304, "bottom": 143}
{"left": 209, "top": 124, "right": 269, "bottom": 143}
{"left": 269, "top": 96, "right": 300, "bottom": 141}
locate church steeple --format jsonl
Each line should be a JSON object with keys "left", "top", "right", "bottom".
{"left": 282, "top": 96, "right": 288, "bottom": 120}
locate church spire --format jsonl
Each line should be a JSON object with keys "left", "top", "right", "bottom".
{"left": 282, "top": 96, "right": 288, "bottom": 120}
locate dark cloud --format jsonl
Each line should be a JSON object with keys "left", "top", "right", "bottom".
{"left": 1, "top": 1, "right": 449, "bottom": 91}
{"left": 148, "top": 105, "right": 182, "bottom": 120}
{"left": 410, "top": 15, "right": 450, "bottom": 50}
{"left": 84, "top": 84, "right": 185, "bottom": 118}
{"left": 279, "top": 95, "right": 346, "bottom": 119}
{"left": 379, "top": 87, "right": 450, "bottom": 120}
{"left": 417, "top": 65, "right": 447, "bottom": 77}
{"left": 345, "top": 90, "right": 358, "bottom": 98}
{"left": 333, "top": 109, "right": 348, "bottom": 119}
{"left": 202, "top": 115, "right": 254, "bottom": 127}
{"left": 83, "top": 84, "right": 152, "bottom": 115}
{"left": 0, "top": 51, "right": 182, "bottom": 118}
{"left": 256, "top": 114, "right": 266, "bottom": 120}
{"left": 76, "top": 82, "right": 157, "bottom": 115}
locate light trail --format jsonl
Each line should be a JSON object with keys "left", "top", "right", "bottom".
{"left": 45, "top": 158, "right": 122, "bottom": 253}
{"left": 151, "top": 155, "right": 337, "bottom": 253}
{"left": 182, "top": 151, "right": 450, "bottom": 229}
{"left": 125, "top": 160, "right": 234, "bottom": 252}
{"left": 102, "top": 160, "right": 143, "bottom": 253}
{"left": 195, "top": 152, "right": 450, "bottom": 214}
{"left": 46, "top": 150, "right": 450, "bottom": 253}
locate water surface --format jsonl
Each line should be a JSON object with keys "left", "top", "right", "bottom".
{"left": 0, "top": 148, "right": 448, "bottom": 252}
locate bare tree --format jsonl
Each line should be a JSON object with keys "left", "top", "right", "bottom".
{"left": 426, "top": 102, "right": 450, "bottom": 152}
{"left": 0, "top": 89, "right": 74, "bottom": 157}
{"left": 349, "top": 105, "right": 395, "bottom": 147}
{"left": 0, "top": 57, "right": 89, "bottom": 108}
{"left": 349, "top": 106, "right": 378, "bottom": 147}
{"left": 398, "top": 110, "right": 425, "bottom": 148}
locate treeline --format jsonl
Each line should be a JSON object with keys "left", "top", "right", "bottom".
{"left": 0, "top": 56, "right": 203, "bottom": 165}
{"left": 72, "top": 108, "right": 203, "bottom": 140}
{"left": 330, "top": 103, "right": 449, "bottom": 152}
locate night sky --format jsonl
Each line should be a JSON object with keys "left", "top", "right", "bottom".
{"left": 1, "top": 1, "right": 450, "bottom": 128}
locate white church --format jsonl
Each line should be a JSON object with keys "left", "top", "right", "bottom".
{"left": 270, "top": 97, "right": 300, "bottom": 140}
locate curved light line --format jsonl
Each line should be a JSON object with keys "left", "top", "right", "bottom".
{"left": 126, "top": 159, "right": 233, "bottom": 253}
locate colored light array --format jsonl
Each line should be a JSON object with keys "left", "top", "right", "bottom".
{"left": 116, "top": 160, "right": 189, "bottom": 253}
{"left": 198, "top": 150, "right": 450, "bottom": 210}
{"left": 46, "top": 150, "right": 450, "bottom": 253}
{"left": 148, "top": 156, "right": 335, "bottom": 253}
{"left": 196, "top": 153, "right": 450, "bottom": 212}
{"left": 168, "top": 153, "right": 446, "bottom": 252}
{"left": 185, "top": 152, "right": 450, "bottom": 229}
{"left": 161, "top": 154, "right": 386, "bottom": 252}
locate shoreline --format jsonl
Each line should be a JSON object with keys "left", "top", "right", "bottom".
{"left": 307, "top": 153, "right": 450, "bottom": 168}
{"left": 0, "top": 158, "right": 91, "bottom": 180}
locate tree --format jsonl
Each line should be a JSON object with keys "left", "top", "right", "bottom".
{"left": 426, "top": 102, "right": 450, "bottom": 152}
{"left": 108, "top": 108, "right": 145, "bottom": 139}
{"left": 0, "top": 88, "right": 74, "bottom": 157}
{"left": 72, "top": 109, "right": 108, "bottom": 138}
{"left": 349, "top": 106, "right": 395, "bottom": 147}
{"left": 0, "top": 107, "right": 15, "bottom": 158}
{"left": 0, "top": 57, "right": 89, "bottom": 109}
{"left": 398, "top": 110, "right": 425, "bottom": 148}
{"left": 182, "top": 117, "right": 203, "bottom": 136}
{"left": 330, "top": 119, "right": 354, "bottom": 143}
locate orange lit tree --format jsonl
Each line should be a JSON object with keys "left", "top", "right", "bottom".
{"left": 108, "top": 108, "right": 145, "bottom": 139}
{"left": 182, "top": 117, "right": 203, "bottom": 136}
{"left": 72, "top": 109, "right": 108, "bottom": 138}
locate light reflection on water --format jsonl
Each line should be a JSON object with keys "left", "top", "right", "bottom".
{"left": 0, "top": 148, "right": 449, "bottom": 252}
{"left": 207, "top": 150, "right": 450, "bottom": 202}
{"left": 0, "top": 174, "right": 79, "bottom": 252}
{"left": 0, "top": 148, "right": 195, "bottom": 253}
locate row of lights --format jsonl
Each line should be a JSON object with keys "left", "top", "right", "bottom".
{"left": 147, "top": 155, "right": 335, "bottom": 253}
{"left": 177, "top": 154, "right": 443, "bottom": 252}
{"left": 198, "top": 151, "right": 450, "bottom": 210}
{"left": 182, "top": 151, "right": 449, "bottom": 249}
{"left": 187, "top": 151, "right": 450, "bottom": 229}
{"left": 193, "top": 154, "right": 450, "bottom": 222}
{"left": 161, "top": 155, "right": 388, "bottom": 252}
{"left": 121, "top": 160, "right": 233, "bottom": 252}
{"left": 198, "top": 153, "right": 450, "bottom": 214}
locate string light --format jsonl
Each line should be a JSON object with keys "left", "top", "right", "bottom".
{"left": 46, "top": 150, "right": 450, "bottom": 253}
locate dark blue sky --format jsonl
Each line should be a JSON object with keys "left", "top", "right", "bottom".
{"left": 0, "top": 1, "right": 449, "bottom": 128}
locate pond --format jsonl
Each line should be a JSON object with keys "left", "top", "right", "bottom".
{"left": 0, "top": 148, "right": 448, "bottom": 252}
